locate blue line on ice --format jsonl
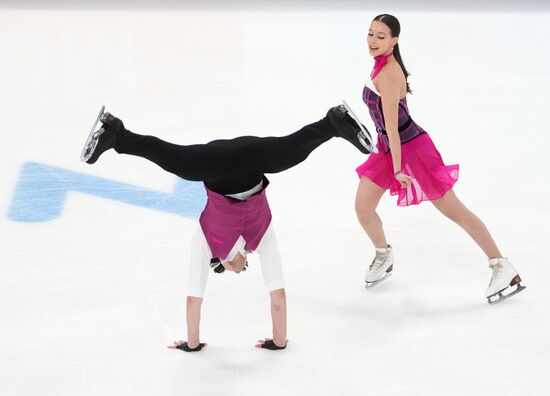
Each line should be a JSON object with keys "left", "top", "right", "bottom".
{"left": 7, "top": 162, "right": 206, "bottom": 222}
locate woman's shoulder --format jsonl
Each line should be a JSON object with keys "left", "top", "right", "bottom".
{"left": 378, "top": 60, "right": 405, "bottom": 81}
{"left": 374, "top": 71, "right": 402, "bottom": 91}
{"left": 374, "top": 62, "right": 406, "bottom": 95}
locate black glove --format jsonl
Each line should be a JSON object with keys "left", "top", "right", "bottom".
{"left": 210, "top": 257, "right": 225, "bottom": 273}
{"left": 260, "top": 339, "right": 287, "bottom": 350}
{"left": 176, "top": 342, "right": 206, "bottom": 352}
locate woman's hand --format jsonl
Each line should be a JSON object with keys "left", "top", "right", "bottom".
{"left": 395, "top": 171, "right": 413, "bottom": 188}
{"left": 222, "top": 252, "right": 248, "bottom": 273}
{"left": 222, "top": 261, "right": 238, "bottom": 273}
{"left": 232, "top": 257, "right": 248, "bottom": 273}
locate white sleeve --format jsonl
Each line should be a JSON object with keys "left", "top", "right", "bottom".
{"left": 255, "top": 223, "right": 285, "bottom": 292}
{"left": 186, "top": 226, "right": 212, "bottom": 298}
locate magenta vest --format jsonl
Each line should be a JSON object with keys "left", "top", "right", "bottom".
{"left": 199, "top": 184, "right": 272, "bottom": 259}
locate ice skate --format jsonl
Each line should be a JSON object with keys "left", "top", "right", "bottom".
{"left": 365, "top": 245, "right": 394, "bottom": 288}
{"left": 327, "top": 102, "right": 377, "bottom": 154}
{"left": 341, "top": 100, "right": 378, "bottom": 153}
{"left": 485, "top": 257, "right": 526, "bottom": 304}
{"left": 80, "top": 105, "right": 122, "bottom": 164}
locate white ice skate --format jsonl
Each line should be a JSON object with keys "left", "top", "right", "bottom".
{"left": 342, "top": 100, "right": 378, "bottom": 154}
{"left": 80, "top": 105, "right": 110, "bottom": 163}
{"left": 81, "top": 105, "right": 121, "bottom": 164}
{"left": 365, "top": 245, "right": 394, "bottom": 288}
{"left": 485, "top": 257, "right": 526, "bottom": 304}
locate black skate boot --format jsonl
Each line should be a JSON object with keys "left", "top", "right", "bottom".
{"left": 327, "top": 103, "right": 376, "bottom": 154}
{"left": 81, "top": 106, "right": 125, "bottom": 164}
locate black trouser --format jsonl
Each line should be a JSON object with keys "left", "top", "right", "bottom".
{"left": 114, "top": 117, "right": 337, "bottom": 194}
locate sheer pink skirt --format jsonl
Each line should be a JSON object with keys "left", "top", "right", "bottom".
{"left": 356, "top": 134, "right": 459, "bottom": 206}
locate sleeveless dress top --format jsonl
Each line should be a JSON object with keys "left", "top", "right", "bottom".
{"left": 362, "top": 85, "right": 427, "bottom": 153}
{"left": 356, "top": 86, "right": 459, "bottom": 206}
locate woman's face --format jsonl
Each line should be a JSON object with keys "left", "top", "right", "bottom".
{"left": 368, "top": 20, "right": 398, "bottom": 57}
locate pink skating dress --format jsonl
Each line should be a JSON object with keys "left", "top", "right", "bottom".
{"left": 355, "top": 85, "right": 459, "bottom": 206}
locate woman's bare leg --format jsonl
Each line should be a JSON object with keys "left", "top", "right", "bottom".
{"left": 355, "top": 176, "right": 388, "bottom": 248}
{"left": 431, "top": 189, "right": 502, "bottom": 259}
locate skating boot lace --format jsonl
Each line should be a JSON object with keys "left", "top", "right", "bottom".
{"left": 488, "top": 263, "right": 504, "bottom": 289}
{"left": 369, "top": 251, "right": 387, "bottom": 272}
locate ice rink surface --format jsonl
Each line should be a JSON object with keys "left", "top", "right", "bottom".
{"left": 1, "top": 2, "right": 549, "bottom": 395}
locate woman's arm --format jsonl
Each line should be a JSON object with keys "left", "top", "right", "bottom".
{"left": 378, "top": 75, "right": 402, "bottom": 171}
{"left": 378, "top": 73, "right": 413, "bottom": 187}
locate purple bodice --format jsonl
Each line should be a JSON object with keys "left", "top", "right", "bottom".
{"left": 362, "top": 86, "right": 427, "bottom": 153}
{"left": 199, "top": 185, "right": 272, "bottom": 260}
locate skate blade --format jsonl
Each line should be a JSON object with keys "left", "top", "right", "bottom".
{"left": 342, "top": 100, "right": 378, "bottom": 154}
{"left": 487, "top": 283, "right": 526, "bottom": 304}
{"left": 365, "top": 273, "right": 392, "bottom": 289}
{"left": 80, "top": 105, "right": 106, "bottom": 162}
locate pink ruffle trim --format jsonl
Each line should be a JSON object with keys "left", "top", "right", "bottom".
{"left": 356, "top": 134, "right": 459, "bottom": 206}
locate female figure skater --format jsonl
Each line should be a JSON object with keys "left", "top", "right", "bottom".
{"left": 81, "top": 104, "right": 371, "bottom": 351}
{"left": 354, "top": 14, "right": 525, "bottom": 303}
